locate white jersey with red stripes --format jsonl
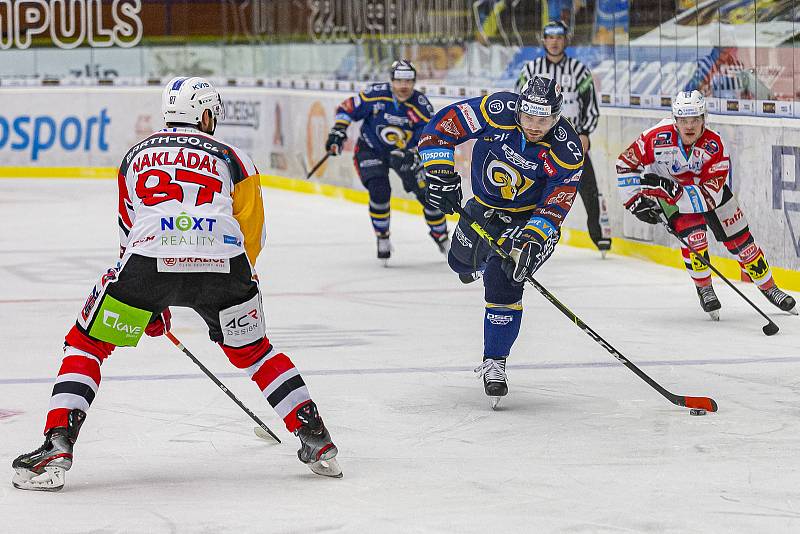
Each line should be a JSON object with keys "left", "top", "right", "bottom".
{"left": 616, "top": 118, "right": 731, "bottom": 213}
{"left": 117, "top": 127, "right": 265, "bottom": 264}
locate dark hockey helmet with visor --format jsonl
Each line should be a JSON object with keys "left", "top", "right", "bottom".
{"left": 390, "top": 59, "right": 417, "bottom": 81}
{"left": 515, "top": 74, "right": 563, "bottom": 132}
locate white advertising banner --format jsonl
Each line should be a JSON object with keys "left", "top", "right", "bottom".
{"left": 1, "top": 86, "right": 798, "bottom": 272}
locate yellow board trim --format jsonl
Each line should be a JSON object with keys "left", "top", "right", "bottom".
{"left": 3, "top": 167, "right": 799, "bottom": 291}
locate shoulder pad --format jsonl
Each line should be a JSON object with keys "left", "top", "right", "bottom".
{"left": 479, "top": 91, "right": 519, "bottom": 130}
{"left": 546, "top": 118, "right": 584, "bottom": 171}
{"left": 364, "top": 82, "right": 390, "bottom": 96}
{"left": 414, "top": 91, "right": 434, "bottom": 115}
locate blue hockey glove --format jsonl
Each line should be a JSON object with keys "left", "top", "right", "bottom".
{"left": 390, "top": 149, "right": 419, "bottom": 174}
{"left": 501, "top": 228, "right": 558, "bottom": 286}
{"left": 425, "top": 171, "right": 462, "bottom": 214}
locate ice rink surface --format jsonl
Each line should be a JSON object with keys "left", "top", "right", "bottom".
{"left": 1, "top": 179, "right": 799, "bottom": 533}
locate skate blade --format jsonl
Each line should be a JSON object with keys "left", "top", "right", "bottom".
{"left": 600, "top": 250, "right": 607, "bottom": 259}
{"left": 788, "top": 307, "right": 799, "bottom": 316}
{"left": 707, "top": 310, "right": 720, "bottom": 321}
{"left": 12, "top": 466, "right": 65, "bottom": 491}
{"left": 489, "top": 396, "right": 502, "bottom": 410}
{"left": 253, "top": 426, "right": 281, "bottom": 444}
{"left": 308, "top": 457, "right": 343, "bottom": 478}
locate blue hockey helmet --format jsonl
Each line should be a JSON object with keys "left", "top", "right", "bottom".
{"left": 515, "top": 74, "right": 563, "bottom": 126}
{"left": 390, "top": 59, "right": 416, "bottom": 81}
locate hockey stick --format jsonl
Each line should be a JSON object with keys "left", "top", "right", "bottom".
{"left": 165, "top": 331, "right": 282, "bottom": 443}
{"left": 450, "top": 201, "right": 718, "bottom": 412}
{"left": 305, "top": 151, "right": 332, "bottom": 179}
{"left": 657, "top": 212, "right": 779, "bottom": 336}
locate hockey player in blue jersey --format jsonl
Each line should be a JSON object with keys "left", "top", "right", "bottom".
{"left": 419, "top": 75, "right": 584, "bottom": 408}
{"left": 325, "top": 59, "right": 450, "bottom": 263}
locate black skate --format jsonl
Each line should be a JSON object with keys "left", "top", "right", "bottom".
{"left": 475, "top": 358, "right": 508, "bottom": 410}
{"left": 295, "top": 401, "right": 342, "bottom": 478}
{"left": 596, "top": 238, "right": 612, "bottom": 259}
{"left": 376, "top": 233, "right": 391, "bottom": 266}
{"left": 12, "top": 409, "right": 85, "bottom": 491}
{"left": 429, "top": 230, "right": 450, "bottom": 255}
{"left": 696, "top": 285, "right": 721, "bottom": 321}
{"left": 761, "top": 286, "right": 799, "bottom": 315}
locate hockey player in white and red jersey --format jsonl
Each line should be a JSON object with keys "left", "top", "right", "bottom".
{"left": 11, "top": 77, "right": 341, "bottom": 491}
{"left": 617, "top": 89, "right": 797, "bottom": 319}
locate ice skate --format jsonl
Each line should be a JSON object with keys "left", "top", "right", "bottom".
{"left": 295, "top": 401, "right": 342, "bottom": 478}
{"left": 12, "top": 410, "right": 85, "bottom": 491}
{"left": 376, "top": 233, "right": 392, "bottom": 267}
{"left": 696, "top": 285, "right": 721, "bottom": 321}
{"left": 761, "top": 286, "right": 798, "bottom": 315}
{"left": 475, "top": 358, "right": 508, "bottom": 410}
{"left": 429, "top": 230, "right": 450, "bottom": 255}
{"left": 596, "top": 238, "right": 611, "bottom": 259}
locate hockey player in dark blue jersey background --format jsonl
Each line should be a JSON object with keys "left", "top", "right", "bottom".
{"left": 419, "top": 75, "right": 584, "bottom": 408}
{"left": 325, "top": 60, "right": 450, "bottom": 263}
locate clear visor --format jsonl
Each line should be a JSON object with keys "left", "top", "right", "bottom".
{"left": 518, "top": 112, "right": 558, "bottom": 132}
{"left": 392, "top": 69, "right": 415, "bottom": 80}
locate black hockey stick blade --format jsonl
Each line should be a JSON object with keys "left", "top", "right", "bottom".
{"left": 450, "top": 201, "right": 719, "bottom": 412}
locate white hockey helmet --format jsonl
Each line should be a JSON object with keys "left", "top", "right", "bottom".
{"left": 162, "top": 77, "right": 224, "bottom": 126}
{"left": 672, "top": 90, "right": 706, "bottom": 119}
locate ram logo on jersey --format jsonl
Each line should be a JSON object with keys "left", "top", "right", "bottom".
{"left": 484, "top": 153, "right": 533, "bottom": 201}
{"left": 378, "top": 125, "right": 412, "bottom": 149}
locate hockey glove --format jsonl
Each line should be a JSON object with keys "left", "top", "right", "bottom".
{"left": 640, "top": 173, "right": 682, "bottom": 204}
{"left": 145, "top": 308, "right": 172, "bottom": 337}
{"left": 624, "top": 194, "right": 661, "bottom": 225}
{"left": 325, "top": 127, "right": 347, "bottom": 155}
{"left": 501, "top": 228, "right": 556, "bottom": 286}
{"left": 390, "top": 149, "right": 419, "bottom": 174}
{"left": 425, "top": 171, "right": 462, "bottom": 214}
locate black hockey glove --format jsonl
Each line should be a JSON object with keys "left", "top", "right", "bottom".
{"left": 501, "top": 228, "right": 555, "bottom": 286}
{"left": 425, "top": 171, "right": 462, "bottom": 215}
{"left": 625, "top": 194, "right": 661, "bottom": 225}
{"left": 640, "top": 173, "right": 682, "bottom": 205}
{"left": 325, "top": 126, "right": 347, "bottom": 155}
{"left": 390, "top": 149, "right": 419, "bottom": 174}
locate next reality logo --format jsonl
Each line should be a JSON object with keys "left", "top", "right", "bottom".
{"left": 0, "top": 109, "right": 111, "bottom": 161}
{"left": 160, "top": 213, "right": 217, "bottom": 232}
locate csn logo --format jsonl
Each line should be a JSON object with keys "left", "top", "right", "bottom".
{"left": 0, "top": 109, "right": 111, "bottom": 161}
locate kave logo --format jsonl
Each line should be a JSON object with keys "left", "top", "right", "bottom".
{"left": 102, "top": 310, "right": 143, "bottom": 337}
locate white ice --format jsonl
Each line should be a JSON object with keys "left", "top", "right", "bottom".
{"left": 1, "top": 179, "right": 799, "bottom": 533}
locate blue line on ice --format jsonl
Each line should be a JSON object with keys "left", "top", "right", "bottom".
{"left": 2, "top": 355, "right": 799, "bottom": 385}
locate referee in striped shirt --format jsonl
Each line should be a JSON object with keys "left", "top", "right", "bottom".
{"left": 516, "top": 21, "right": 610, "bottom": 254}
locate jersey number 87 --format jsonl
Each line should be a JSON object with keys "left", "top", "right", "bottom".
{"left": 135, "top": 169, "right": 222, "bottom": 207}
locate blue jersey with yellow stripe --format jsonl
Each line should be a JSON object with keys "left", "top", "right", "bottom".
{"left": 334, "top": 83, "right": 434, "bottom": 154}
{"left": 418, "top": 91, "right": 584, "bottom": 241}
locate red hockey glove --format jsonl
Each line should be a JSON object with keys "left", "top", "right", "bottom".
{"left": 145, "top": 308, "right": 172, "bottom": 337}
{"left": 640, "top": 173, "right": 682, "bottom": 204}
